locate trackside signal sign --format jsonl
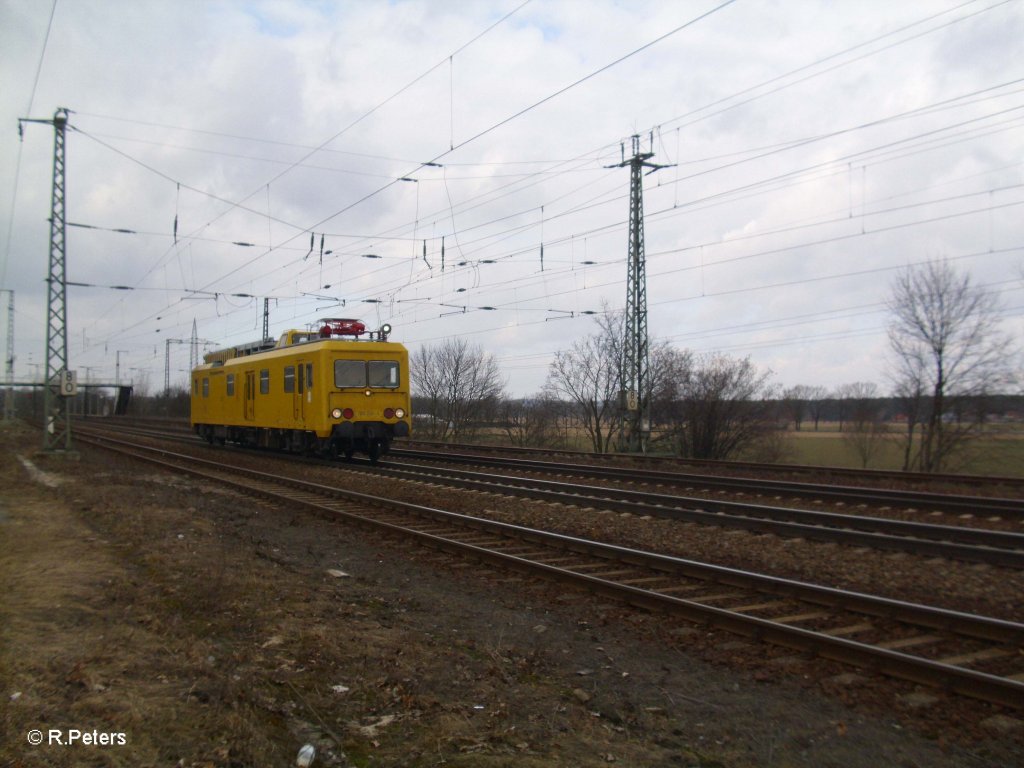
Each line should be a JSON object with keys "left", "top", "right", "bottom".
{"left": 59, "top": 368, "right": 77, "bottom": 396}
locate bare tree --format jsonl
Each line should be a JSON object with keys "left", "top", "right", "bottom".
{"left": 669, "top": 353, "right": 775, "bottom": 460}
{"left": 887, "top": 260, "right": 1013, "bottom": 472}
{"left": 782, "top": 385, "right": 810, "bottom": 431}
{"left": 411, "top": 338, "right": 505, "bottom": 440}
{"left": 130, "top": 369, "right": 153, "bottom": 398}
{"left": 647, "top": 345, "right": 692, "bottom": 452}
{"left": 839, "top": 381, "right": 886, "bottom": 468}
{"left": 804, "top": 385, "right": 829, "bottom": 431}
{"left": 499, "top": 396, "right": 562, "bottom": 447}
{"left": 544, "top": 315, "right": 623, "bottom": 453}
{"left": 836, "top": 381, "right": 881, "bottom": 428}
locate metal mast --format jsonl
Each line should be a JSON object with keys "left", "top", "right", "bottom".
{"left": 608, "top": 134, "right": 669, "bottom": 453}
{"left": 189, "top": 318, "right": 199, "bottom": 372}
{"left": 42, "top": 108, "right": 72, "bottom": 451}
{"left": 165, "top": 338, "right": 189, "bottom": 394}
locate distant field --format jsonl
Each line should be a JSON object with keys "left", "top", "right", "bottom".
{"left": 451, "top": 422, "right": 1024, "bottom": 479}
{"left": 775, "top": 427, "right": 1024, "bottom": 478}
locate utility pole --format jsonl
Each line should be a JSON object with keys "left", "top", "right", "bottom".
{"left": 608, "top": 133, "right": 671, "bottom": 454}
{"left": 21, "top": 108, "right": 74, "bottom": 453}
{"left": 115, "top": 350, "right": 129, "bottom": 386}
{"left": 165, "top": 332, "right": 212, "bottom": 394}
{"left": 263, "top": 297, "right": 270, "bottom": 341}
{"left": 81, "top": 365, "right": 99, "bottom": 417}
{"left": 165, "top": 338, "right": 191, "bottom": 394}
{"left": 2, "top": 289, "right": 13, "bottom": 420}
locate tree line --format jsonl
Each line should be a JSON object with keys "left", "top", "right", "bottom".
{"left": 411, "top": 260, "right": 1019, "bottom": 473}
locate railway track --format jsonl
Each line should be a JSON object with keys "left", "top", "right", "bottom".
{"left": 366, "top": 456, "right": 1024, "bottom": 569}
{"left": 73, "top": 421, "right": 1024, "bottom": 568}
{"left": 91, "top": 419, "right": 1024, "bottom": 493}
{"left": 390, "top": 447, "right": 1024, "bottom": 519}
{"left": 76, "top": 431, "right": 1024, "bottom": 709}
{"left": 85, "top": 417, "right": 1024, "bottom": 511}
{"left": 400, "top": 438, "right": 1024, "bottom": 493}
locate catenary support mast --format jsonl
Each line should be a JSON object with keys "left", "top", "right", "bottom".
{"left": 608, "top": 134, "right": 670, "bottom": 453}
{"left": 39, "top": 108, "right": 72, "bottom": 451}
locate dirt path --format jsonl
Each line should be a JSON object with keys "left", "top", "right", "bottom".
{"left": 1, "top": 422, "right": 1021, "bottom": 767}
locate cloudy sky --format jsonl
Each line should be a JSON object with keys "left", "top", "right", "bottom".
{"left": 1, "top": 0, "right": 1022, "bottom": 397}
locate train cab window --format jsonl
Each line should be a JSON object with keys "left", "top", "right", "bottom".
{"left": 226, "top": 374, "right": 235, "bottom": 396}
{"left": 259, "top": 369, "right": 270, "bottom": 395}
{"left": 334, "top": 360, "right": 365, "bottom": 388}
{"left": 202, "top": 378, "right": 210, "bottom": 398}
{"left": 368, "top": 361, "right": 399, "bottom": 388}
{"left": 283, "top": 366, "right": 295, "bottom": 393}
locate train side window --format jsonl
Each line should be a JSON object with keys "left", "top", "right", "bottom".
{"left": 368, "top": 361, "right": 399, "bottom": 388}
{"left": 226, "top": 374, "right": 235, "bottom": 396}
{"left": 305, "top": 363, "right": 313, "bottom": 391}
{"left": 202, "top": 378, "right": 210, "bottom": 398}
{"left": 284, "top": 365, "right": 295, "bottom": 393}
{"left": 259, "top": 369, "right": 270, "bottom": 395}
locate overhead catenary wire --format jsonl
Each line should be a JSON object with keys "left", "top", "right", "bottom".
{"left": 66, "top": 20, "right": 1024, "bottom": 331}
{"left": 20, "top": 0, "right": 1017, "bottom": 393}
{"left": 72, "top": 80, "right": 1024, "bottom": 325}
{"left": 71, "top": 0, "right": 743, "bottom": 356}
{"left": 74, "top": 128, "right": 1024, "bottom": 352}
{"left": 1, "top": 0, "right": 59, "bottom": 291}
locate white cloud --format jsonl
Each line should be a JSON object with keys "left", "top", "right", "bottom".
{"left": 1, "top": 0, "right": 1021, "bottom": 395}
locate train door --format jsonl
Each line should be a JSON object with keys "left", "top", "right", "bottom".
{"left": 292, "top": 359, "right": 307, "bottom": 421}
{"left": 244, "top": 370, "right": 255, "bottom": 421}
{"left": 305, "top": 363, "right": 313, "bottom": 405}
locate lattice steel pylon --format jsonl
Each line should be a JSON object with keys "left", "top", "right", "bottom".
{"left": 165, "top": 338, "right": 190, "bottom": 394}
{"left": 189, "top": 318, "right": 199, "bottom": 372}
{"left": 41, "top": 108, "right": 72, "bottom": 451}
{"left": 608, "top": 134, "right": 670, "bottom": 453}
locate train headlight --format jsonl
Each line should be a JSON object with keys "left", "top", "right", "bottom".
{"left": 343, "top": 408, "right": 354, "bottom": 419}
{"left": 384, "top": 408, "right": 395, "bottom": 419}
{"left": 395, "top": 408, "right": 406, "bottom": 419}
{"left": 331, "top": 408, "right": 343, "bottom": 419}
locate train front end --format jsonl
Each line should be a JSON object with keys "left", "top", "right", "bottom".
{"left": 322, "top": 322, "right": 410, "bottom": 462}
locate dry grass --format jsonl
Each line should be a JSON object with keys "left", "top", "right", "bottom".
{"left": 3, "top": 421, "right": 1021, "bottom": 767}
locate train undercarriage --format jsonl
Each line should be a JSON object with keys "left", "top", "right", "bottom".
{"left": 194, "top": 422, "right": 397, "bottom": 463}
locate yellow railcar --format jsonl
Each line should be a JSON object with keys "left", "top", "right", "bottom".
{"left": 190, "top": 320, "right": 410, "bottom": 461}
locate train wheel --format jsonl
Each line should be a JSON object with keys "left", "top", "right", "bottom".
{"left": 368, "top": 439, "right": 382, "bottom": 464}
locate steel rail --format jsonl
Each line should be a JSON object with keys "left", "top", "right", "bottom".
{"left": 390, "top": 448, "right": 1024, "bottom": 518}
{"left": 400, "top": 437, "right": 1024, "bottom": 491}
{"left": 77, "top": 432, "right": 1024, "bottom": 709}
{"left": 72, "top": 421, "right": 1024, "bottom": 566}
{"left": 362, "top": 459, "right": 1024, "bottom": 567}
